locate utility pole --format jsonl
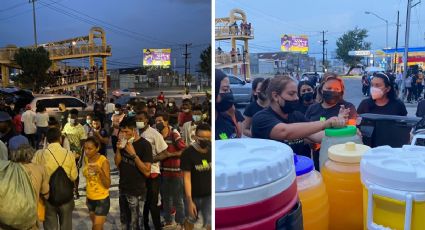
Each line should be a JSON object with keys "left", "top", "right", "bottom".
{"left": 183, "top": 43, "right": 192, "bottom": 91}
{"left": 321, "top": 30, "right": 328, "bottom": 72}
{"left": 242, "top": 45, "right": 247, "bottom": 81}
{"left": 402, "top": 0, "right": 420, "bottom": 96}
{"left": 29, "top": 0, "right": 38, "bottom": 47}
{"left": 394, "top": 11, "right": 400, "bottom": 72}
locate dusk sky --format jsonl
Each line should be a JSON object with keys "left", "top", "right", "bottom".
{"left": 0, "top": 0, "right": 211, "bottom": 73}
{"left": 216, "top": 0, "right": 425, "bottom": 60}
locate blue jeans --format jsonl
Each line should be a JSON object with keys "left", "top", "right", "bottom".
{"left": 119, "top": 192, "right": 145, "bottom": 230}
{"left": 187, "top": 196, "right": 211, "bottom": 227}
{"left": 161, "top": 176, "right": 185, "bottom": 224}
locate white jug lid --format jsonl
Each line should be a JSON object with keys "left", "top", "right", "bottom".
{"left": 216, "top": 139, "right": 295, "bottom": 192}
{"left": 361, "top": 145, "right": 425, "bottom": 192}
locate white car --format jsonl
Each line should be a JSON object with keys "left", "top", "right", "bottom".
{"left": 30, "top": 94, "right": 93, "bottom": 121}
{"left": 112, "top": 89, "right": 141, "bottom": 97}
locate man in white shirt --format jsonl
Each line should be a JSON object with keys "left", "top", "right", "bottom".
{"left": 135, "top": 111, "right": 168, "bottom": 230}
{"left": 21, "top": 105, "right": 37, "bottom": 148}
{"left": 104, "top": 98, "right": 116, "bottom": 129}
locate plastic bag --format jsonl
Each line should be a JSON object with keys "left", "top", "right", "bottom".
{"left": 0, "top": 160, "right": 37, "bottom": 229}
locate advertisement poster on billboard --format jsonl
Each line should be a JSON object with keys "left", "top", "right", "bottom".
{"left": 143, "top": 48, "right": 171, "bottom": 67}
{"left": 280, "top": 34, "right": 309, "bottom": 53}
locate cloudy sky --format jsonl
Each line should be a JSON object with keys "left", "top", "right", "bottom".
{"left": 216, "top": 0, "right": 425, "bottom": 60}
{"left": 0, "top": 0, "right": 211, "bottom": 73}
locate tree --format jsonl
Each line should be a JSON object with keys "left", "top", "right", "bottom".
{"left": 336, "top": 27, "right": 371, "bottom": 74}
{"left": 199, "top": 46, "right": 211, "bottom": 77}
{"left": 14, "top": 47, "right": 53, "bottom": 92}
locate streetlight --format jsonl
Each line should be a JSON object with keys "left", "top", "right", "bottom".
{"left": 365, "top": 11, "right": 388, "bottom": 49}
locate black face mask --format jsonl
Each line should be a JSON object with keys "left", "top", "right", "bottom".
{"left": 156, "top": 122, "right": 165, "bottom": 132}
{"left": 216, "top": 93, "right": 234, "bottom": 112}
{"left": 258, "top": 92, "right": 268, "bottom": 101}
{"left": 322, "top": 90, "right": 342, "bottom": 104}
{"left": 302, "top": 92, "right": 314, "bottom": 102}
{"left": 198, "top": 140, "right": 211, "bottom": 149}
{"left": 279, "top": 97, "right": 298, "bottom": 114}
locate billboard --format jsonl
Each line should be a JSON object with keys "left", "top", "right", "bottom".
{"left": 281, "top": 35, "right": 309, "bottom": 53}
{"left": 143, "top": 48, "right": 171, "bottom": 67}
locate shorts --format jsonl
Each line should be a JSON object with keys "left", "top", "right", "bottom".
{"left": 86, "top": 197, "right": 110, "bottom": 216}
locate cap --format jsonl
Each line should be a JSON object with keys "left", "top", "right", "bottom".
{"left": 328, "top": 142, "right": 371, "bottom": 163}
{"left": 9, "top": 135, "right": 30, "bottom": 151}
{"left": 294, "top": 155, "right": 314, "bottom": 176}
{"left": 0, "top": 111, "right": 11, "bottom": 122}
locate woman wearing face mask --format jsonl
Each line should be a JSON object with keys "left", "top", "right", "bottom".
{"left": 295, "top": 81, "right": 316, "bottom": 115}
{"left": 242, "top": 78, "right": 270, "bottom": 137}
{"left": 251, "top": 75, "right": 346, "bottom": 157}
{"left": 250, "top": 77, "right": 265, "bottom": 102}
{"left": 357, "top": 72, "right": 407, "bottom": 116}
{"left": 215, "top": 69, "right": 244, "bottom": 140}
{"left": 305, "top": 73, "right": 357, "bottom": 122}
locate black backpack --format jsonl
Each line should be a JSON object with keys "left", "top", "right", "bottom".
{"left": 46, "top": 149, "right": 74, "bottom": 206}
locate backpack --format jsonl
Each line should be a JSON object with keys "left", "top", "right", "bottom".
{"left": 0, "top": 161, "right": 37, "bottom": 229}
{"left": 46, "top": 149, "right": 74, "bottom": 206}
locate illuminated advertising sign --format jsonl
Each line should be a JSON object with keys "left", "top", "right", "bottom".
{"left": 281, "top": 34, "right": 308, "bottom": 53}
{"left": 143, "top": 48, "right": 171, "bottom": 67}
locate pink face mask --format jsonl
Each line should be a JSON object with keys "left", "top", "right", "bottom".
{"left": 370, "top": 87, "right": 384, "bottom": 100}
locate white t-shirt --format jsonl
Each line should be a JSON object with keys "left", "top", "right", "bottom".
{"left": 105, "top": 103, "right": 115, "bottom": 114}
{"left": 35, "top": 112, "right": 49, "bottom": 128}
{"left": 140, "top": 126, "right": 168, "bottom": 174}
{"left": 21, "top": 110, "right": 37, "bottom": 134}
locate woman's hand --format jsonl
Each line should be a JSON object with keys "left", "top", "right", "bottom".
{"left": 325, "top": 117, "right": 346, "bottom": 129}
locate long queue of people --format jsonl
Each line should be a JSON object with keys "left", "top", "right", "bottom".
{"left": 0, "top": 95, "right": 212, "bottom": 230}
{"left": 215, "top": 69, "right": 408, "bottom": 170}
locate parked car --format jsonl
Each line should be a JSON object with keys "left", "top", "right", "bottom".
{"left": 115, "top": 95, "right": 147, "bottom": 106}
{"left": 30, "top": 94, "right": 93, "bottom": 122}
{"left": 301, "top": 72, "right": 324, "bottom": 86}
{"left": 112, "top": 89, "right": 141, "bottom": 97}
{"left": 227, "top": 74, "right": 252, "bottom": 105}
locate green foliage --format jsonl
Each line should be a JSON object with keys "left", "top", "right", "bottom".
{"left": 199, "top": 46, "right": 211, "bottom": 77}
{"left": 14, "top": 47, "right": 53, "bottom": 92}
{"left": 336, "top": 27, "right": 371, "bottom": 67}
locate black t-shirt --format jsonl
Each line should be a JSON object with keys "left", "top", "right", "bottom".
{"left": 118, "top": 137, "right": 153, "bottom": 196}
{"left": 294, "top": 101, "right": 310, "bottom": 115}
{"left": 215, "top": 110, "right": 244, "bottom": 140}
{"left": 358, "top": 98, "right": 407, "bottom": 116}
{"left": 243, "top": 101, "right": 265, "bottom": 118}
{"left": 180, "top": 145, "right": 211, "bottom": 198}
{"left": 251, "top": 107, "right": 311, "bottom": 157}
{"left": 305, "top": 100, "right": 357, "bottom": 121}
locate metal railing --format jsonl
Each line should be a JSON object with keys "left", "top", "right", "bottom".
{"left": 0, "top": 44, "right": 111, "bottom": 62}
{"left": 215, "top": 26, "right": 254, "bottom": 38}
{"left": 215, "top": 52, "right": 250, "bottom": 65}
{"left": 49, "top": 71, "right": 105, "bottom": 88}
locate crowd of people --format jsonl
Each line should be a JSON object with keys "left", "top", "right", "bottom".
{"left": 215, "top": 69, "right": 408, "bottom": 170}
{"left": 228, "top": 21, "right": 252, "bottom": 36}
{"left": 47, "top": 66, "right": 101, "bottom": 88}
{"left": 0, "top": 91, "right": 212, "bottom": 230}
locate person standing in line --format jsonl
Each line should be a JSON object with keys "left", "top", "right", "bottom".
{"left": 82, "top": 137, "right": 111, "bottom": 230}
{"left": 33, "top": 128, "right": 78, "bottom": 230}
{"left": 242, "top": 78, "right": 269, "bottom": 137}
{"left": 114, "top": 117, "right": 152, "bottom": 230}
{"left": 58, "top": 103, "right": 69, "bottom": 130}
{"left": 155, "top": 112, "right": 186, "bottom": 229}
{"left": 87, "top": 116, "right": 110, "bottom": 157}
{"left": 35, "top": 105, "right": 49, "bottom": 149}
{"left": 135, "top": 111, "right": 168, "bottom": 230}
{"left": 104, "top": 98, "right": 116, "bottom": 128}
{"left": 21, "top": 104, "right": 37, "bottom": 148}
{"left": 182, "top": 105, "right": 204, "bottom": 145}
{"left": 178, "top": 103, "right": 193, "bottom": 128}
{"left": 181, "top": 123, "right": 211, "bottom": 230}
{"left": 62, "top": 109, "right": 87, "bottom": 199}
{"left": 111, "top": 104, "right": 126, "bottom": 153}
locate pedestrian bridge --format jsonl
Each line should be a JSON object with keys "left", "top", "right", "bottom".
{"left": 0, "top": 27, "right": 111, "bottom": 93}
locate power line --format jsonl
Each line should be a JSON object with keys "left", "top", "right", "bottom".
{"left": 43, "top": 0, "right": 182, "bottom": 46}
{"left": 0, "top": 2, "right": 27, "bottom": 13}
